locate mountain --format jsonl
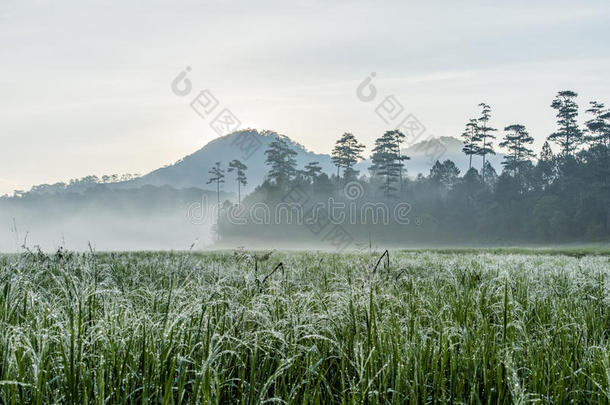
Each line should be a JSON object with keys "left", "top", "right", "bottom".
{"left": 121, "top": 129, "right": 336, "bottom": 194}
{"left": 401, "top": 136, "right": 505, "bottom": 176}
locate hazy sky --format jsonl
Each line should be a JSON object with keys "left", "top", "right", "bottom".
{"left": 1, "top": 0, "right": 609, "bottom": 195}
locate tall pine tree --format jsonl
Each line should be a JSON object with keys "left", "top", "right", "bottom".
{"left": 264, "top": 136, "right": 298, "bottom": 187}
{"left": 303, "top": 161, "right": 322, "bottom": 183}
{"left": 387, "top": 130, "right": 410, "bottom": 191}
{"left": 549, "top": 90, "right": 582, "bottom": 157}
{"left": 461, "top": 119, "right": 480, "bottom": 170}
{"left": 369, "top": 131, "right": 406, "bottom": 197}
{"left": 206, "top": 161, "right": 225, "bottom": 207}
{"left": 207, "top": 161, "right": 225, "bottom": 241}
{"left": 227, "top": 159, "right": 247, "bottom": 204}
{"left": 500, "top": 124, "right": 535, "bottom": 175}
{"left": 476, "top": 103, "right": 497, "bottom": 181}
{"left": 584, "top": 101, "right": 610, "bottom": 148}
{"left": 331, "top": 133, "right": 365, "bottom": 181}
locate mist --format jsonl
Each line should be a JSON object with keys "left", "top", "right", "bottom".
{"left": 0, "top": 185, "right": 216, "bottom": 252}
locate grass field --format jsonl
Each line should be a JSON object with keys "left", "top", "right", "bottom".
{"left": 0, "top": 249, "right": 609, "bottom": 404}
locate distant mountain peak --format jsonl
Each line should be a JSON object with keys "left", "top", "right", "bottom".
{"left": 124, "top": 128, "right": 335, "bottom": 193}
{"left": 405, "top": 136, "right": 463, "bottom": 156}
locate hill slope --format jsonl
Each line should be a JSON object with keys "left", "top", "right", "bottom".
{"left": 122, "top": 129, "right": 336, "bottom": 193}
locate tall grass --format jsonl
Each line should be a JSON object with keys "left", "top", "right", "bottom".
{"left": 0, "top": 249, "right": 608, "bottom": 403}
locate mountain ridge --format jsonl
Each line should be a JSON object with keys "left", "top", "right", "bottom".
{"left": 18, "top": 129, "right": 505, "bottom": 197}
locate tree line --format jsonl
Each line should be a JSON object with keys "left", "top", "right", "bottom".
{"left": 215, "top": 89, "right": 609, "bottom": 244}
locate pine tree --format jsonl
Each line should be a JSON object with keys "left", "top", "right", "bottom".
{"left": 206, "top": 161, "right": 225, "bottom": 207}
{"left": 207, "top": 161, "right": 225, "bottom": 241}
{"left": 548, "top": 90, "right": 583, "bottom": 157}
{"left": 331, "top": 133, "right": 365, "bottom": 181}
{"left": 227, "top": 159, "right": 247, "bottom": 204}
{"left": 303, "top": 161, "right": 322, "bottom": 183}
{"left": 369, "top": 131, "right": 406, "bottom": 197}
{"left": 387, "top": 130, "right": 410, "bottom": 191}
{"left": 540, "top": 141, "right": 553, "bottom": 161}
{"left": 583, "top": 101, "right": 610, "bottom": 229}
{"left": 461, "top": 119, "right": 480, "bottom": 170}
{"left": 430, "top": 160, "right": 461, "bottom": 190}
{"left": 482, "top": 161, "right": 498, "bottom": 186}
{"left": 476, "top": 103, "right": 497, "bottom": 181}
{"left": 537, "top": 141, "right": 555, "bottom": 187}
{"left": 264, "top": 136, "right": 298, "bottom": 187}
{"left": 584, "top": 101, "right": 610, "bottom": 148}
{"left": 500, "top": 124, "right": 535, "bottom": 175}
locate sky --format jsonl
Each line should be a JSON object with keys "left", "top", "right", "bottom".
{"left": 1, "top": 0, "right": 609, "bottom": 195}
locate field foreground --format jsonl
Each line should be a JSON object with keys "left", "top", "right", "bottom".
{"left": 0, "top": 249, "right": 609, "bottom": 404}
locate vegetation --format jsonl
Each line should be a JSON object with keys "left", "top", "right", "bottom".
{"left": 219, "top": 89, "right": 609, "bottom": 245}
{"left": 369, "top": 131, "right": 408, "bottom": 197}
{"left": 549, "top": 90, "right": 583, "bottom": 157}
{"left": 461, "top": 119, "right": 479, "bottom": 170}
{"left": 265, "top": 137, "right": 298, "bottom": 187}
{"left": 475, "top": 102, "right": 497, "bottom": 181}
{"left": 227, "top": 160, "right": 248, "bottom": 205}
{"left": 0, "top": 249, "right": 608, "bottom": 404}
{"left": 499, "top": 124, "right": 535, "bottom": 175}
{"left": 2, "top": 90, "right": 608, "bottom": 248}
{"left": 331, "top": 133, "right": 366, "bottom": 182}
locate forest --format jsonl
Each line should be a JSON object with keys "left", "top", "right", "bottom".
{"left": 217, "top": 90, "right": 609, "bottom": 247}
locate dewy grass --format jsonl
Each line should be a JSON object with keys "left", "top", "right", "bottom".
{"left": 0, "top": 250, "right": 608, "bottom": 404}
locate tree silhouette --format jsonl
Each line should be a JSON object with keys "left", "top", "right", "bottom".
{"left": 500, "top": 124, "right": 535, "bottom": 175}
{"left": 461, "top": 118, "right": 480, "bottom": 170}
{"left": 303, "top": 161, "right": 322, "bottom": 184}
{"left": 369, "top": 131, "right": 405, "bottom": 197}
{"left": 264, "top": 136, "right": 297, "bottom": 187}
{"left": 585, "top": 101, "right": 610, "bottom": 149}
{"left": 476, "top": 103, "right": 497, "bottom": 182}
{"left": 207, "top": 161, "right": 225, "bottom": 207}
{"left": 537, "top": 141, "right": 555, "bottom": 187}
{"left": 482, "top": 161, "right": 498, "bottom": 186}
{"left": 227, "top": 160, "right": 247, "bottom": 205}
{"left": 207, "top": 161, "right": 225, "bottom": 241}
{"left": 331, "top": 133, "right": 365, "bottom": 182}
{"left": 387, "top": 130, "right": 410, "bottom": 191}
{"left": 549, "top": 90, "right": 582, "bottom": 157}
{"left": 430, "top": 160, "right": 461, "bottom": 190}
{"left": 540, "top": 141, "right": 553, "bottom": 161}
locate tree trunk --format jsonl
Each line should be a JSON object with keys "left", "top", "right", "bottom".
{"left": 398, "top": 150, "right": 403, "bottom": 193}
{"left": 482, "top": 135, "right": 487, "bottom": 183}
{"left": 216, "top": 180, "right": 220, "bottom": 241}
